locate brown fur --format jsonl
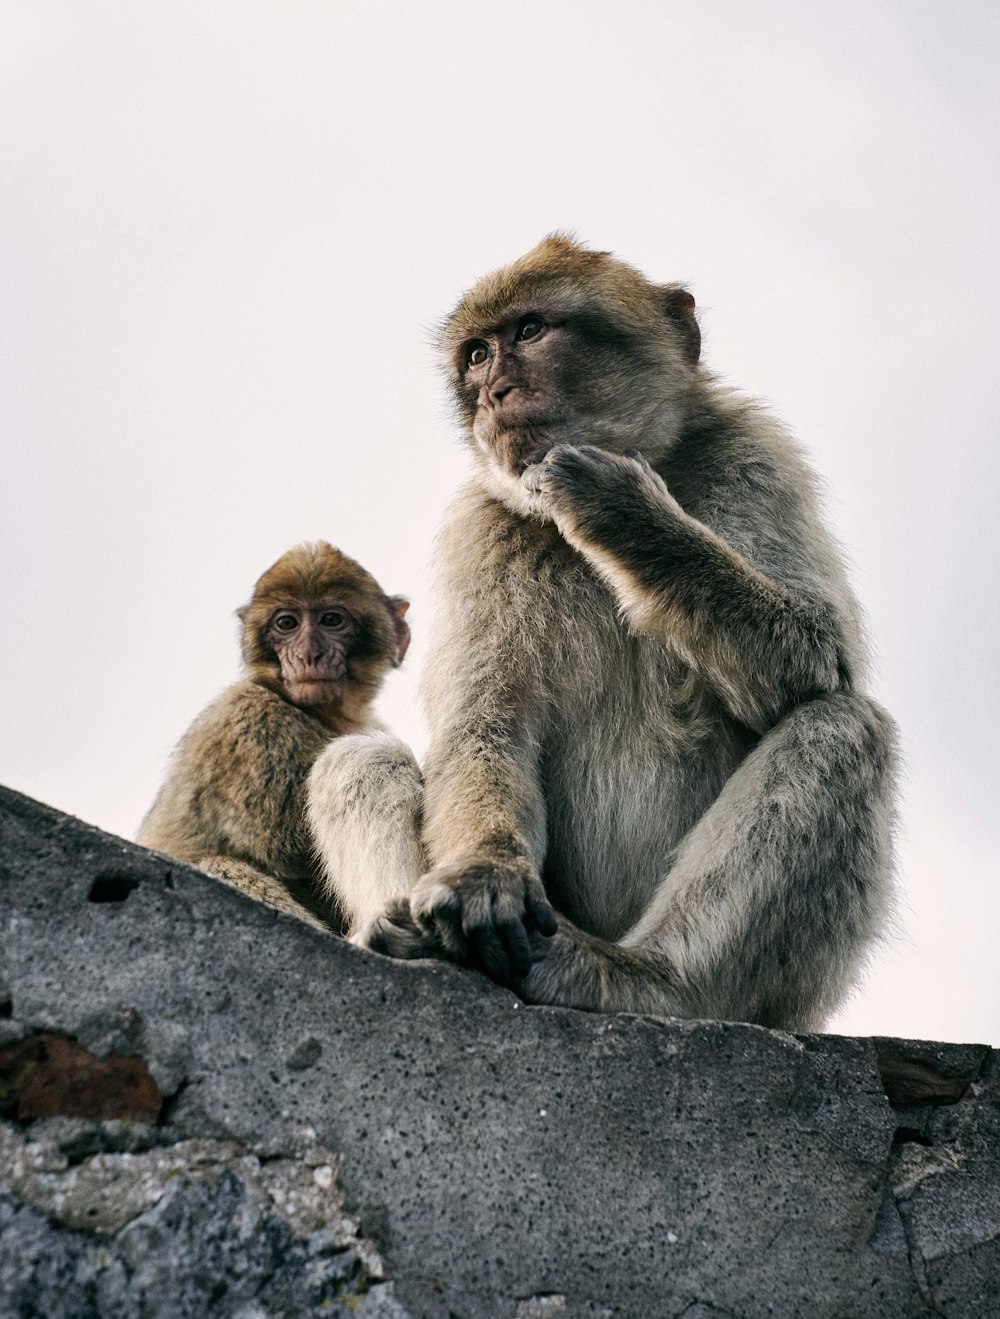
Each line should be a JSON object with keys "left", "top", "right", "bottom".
{"left": 138, "top": 542, "right": 409, "bottom": 930}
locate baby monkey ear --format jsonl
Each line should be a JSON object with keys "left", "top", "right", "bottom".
{"left": 388, "top": 596, "right": 411, "bottom": 666}
{"left": 663, "top": 286, "right": 701, "bottom": 366}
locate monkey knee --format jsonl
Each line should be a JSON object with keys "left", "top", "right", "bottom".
{"left": 308, "top": 733, "right": 425, "bottom": 929}
{"left": 822, "top": 691, "right": 897, "bottom": 764}
{"left": 311, "top": 731, "right": 419, "bottom": 782}
{"left": 784, "top": 691, "right": 899, "bottom": 796}
{"left": 308, "top": 733, "right": 422, "bottom": 817}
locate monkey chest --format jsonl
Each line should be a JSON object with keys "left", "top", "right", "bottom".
{"left": 539, "top": 626, "right": 727, "bottom": 938}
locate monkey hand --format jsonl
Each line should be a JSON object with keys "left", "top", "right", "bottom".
{"left": 521, "top": 444, "right": 681, "bottom": 548}
{"left": 408, "top": 854, "right": 558, "bottom": 987}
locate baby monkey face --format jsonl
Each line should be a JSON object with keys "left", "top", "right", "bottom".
{"left": 267, "top": 601, "right": 358, "bottom": 706}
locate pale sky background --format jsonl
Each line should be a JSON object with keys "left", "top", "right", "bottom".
{"left": 2, "top": 1, "right": 998, "bottom": 1046}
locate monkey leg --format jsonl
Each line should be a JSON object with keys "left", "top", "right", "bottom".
{"left": 195, "top": 856, "right": 342, "bottom": 933}
{"left": 521, "top": 692, "right": 898, "bottom": 1032}
{"left": 307, "top": 733, "right": 427, "bottom": 936}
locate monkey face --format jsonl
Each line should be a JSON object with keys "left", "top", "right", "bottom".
{"left": 443, "top": 236, "right": 701, "bottom": 517}
{"left": 267, "top": 602, "right": 358, "bottom": 707}
{"left": 460, "top": 312, "right": 577, "bottom": 476}
{"left": 238, "top": 542, "right": 409, "bottom": 731}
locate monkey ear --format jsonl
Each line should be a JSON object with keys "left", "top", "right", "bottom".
{"left": 388, "top": 596, "right": 411, "bottom": 666}
{"left": 664, "top": 287, "right": 700, "bottom": 366}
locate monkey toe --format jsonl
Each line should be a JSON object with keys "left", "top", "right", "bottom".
{"left": 358, "top": 910, "right": 436, "bottom": 961}
{"left": 411, "top": 885, "right": 469, "bottom": 960}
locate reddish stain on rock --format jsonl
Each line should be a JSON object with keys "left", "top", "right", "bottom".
{"left": 0, "top": 1032, "right": 163, "bottom": 1124}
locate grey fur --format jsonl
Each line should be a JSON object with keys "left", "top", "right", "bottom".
{"left": 309, "top": 236, "right": 898, "bottom": 1030}
{"left": 307, "top": 732, "right": 425, "bottom": 936}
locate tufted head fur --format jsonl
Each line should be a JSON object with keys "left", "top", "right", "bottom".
{"left": 440, "top": 233, "right": 700, "bottom": 384}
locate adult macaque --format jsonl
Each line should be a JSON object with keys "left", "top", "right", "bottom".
{"left": 308, "top": 236, "right": 897, "bottom": 1030}
{"left": 138, "top": 542, "right": 410, "bottom": 931}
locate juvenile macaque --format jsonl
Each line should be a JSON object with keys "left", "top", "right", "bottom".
{"left": 138, "top": 542, "right": 409, "bottom": 930}
{"left": 308, "top": 236, "right": 898, "bottom": 1030}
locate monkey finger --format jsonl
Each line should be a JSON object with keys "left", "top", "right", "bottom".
{"left": 412, "top": 891, "right": 469, "bottom": 961}
{"left": 623, "top": 448, "right": 653, "bottom": 469}
{"left": 429, "top": 911, "right": 469, "bottom": 961}
{"left": 520, "top": 463, "right": 547, "bottom": 496}
{"left": 465, "top": 918, "right": 516, "bottom": 986}
{"left": 498, "top": 917, "right": 535, "bottom": 981}
{"left": 527, "top": 891, "right": 559, "bottom": 938}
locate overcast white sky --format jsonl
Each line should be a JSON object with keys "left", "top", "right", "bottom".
{"left": 2, "top": 1, "right": 998, "bottom": 1046}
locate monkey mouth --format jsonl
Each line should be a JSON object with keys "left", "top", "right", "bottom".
{"left": 281, "top": 658, "right": 348, "bottom": 704}
{"left": 485, "top": 422, "right": 556, "bottom": 476}
{"left": 287, "top": 677, "right": 345, "bottom": 705}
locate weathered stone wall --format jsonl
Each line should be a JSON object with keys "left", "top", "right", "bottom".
{"left": 0, "top": 784, "right": 997, "bottom": 1317}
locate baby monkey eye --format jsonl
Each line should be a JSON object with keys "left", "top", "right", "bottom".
{"left": 320, "top": 610, "right": 346, "bottom": 628}
{"left": 273, "top": 613, "right": 299, "bottom": 632}
{"left": 466, "top": 341, "right": 489, "bottom": 367}
{"left": 518, "top": 318, "right": 543, "bottom": 341}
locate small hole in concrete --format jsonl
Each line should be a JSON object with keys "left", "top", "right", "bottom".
{"left": 0, "top": 997, "right": 11, "bottom": 1020}
{"left": 88, "top": 873, "right": 141, "bottom": 903}
{"left": 893, "top": 1126, "right": 932, "bottom": 1147}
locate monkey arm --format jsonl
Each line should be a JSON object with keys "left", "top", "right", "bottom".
{"left": 525, "top": 444, "right": 853, "bottom": 733}
{"left": 409, "top": 498, "right": 559, "bottom": 982}
{"left": 208, "top": 686, "right": 334, "bottom": 875}
{"left": 414, "top": 734, "right": 557, "bottom": 983}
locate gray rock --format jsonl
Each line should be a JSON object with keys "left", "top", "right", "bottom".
{"left": 1, "top": 784, "right": 997, "bottom": 1317}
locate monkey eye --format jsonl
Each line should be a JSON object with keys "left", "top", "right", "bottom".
{"left": 466, "top": 341, "right": 489, "bottom": 368}
{"left": 273, "top": 612, "right": 299, "bottom": 632}
{"left": 518, "top": 318, "right": 543, "bottom": 341}
{"left": 319, "top": 610, "right": 346, "bottom": 628}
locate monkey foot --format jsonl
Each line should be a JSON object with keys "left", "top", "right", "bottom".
{"left": 351, "top": 905, "right": 439, "bottom": 961}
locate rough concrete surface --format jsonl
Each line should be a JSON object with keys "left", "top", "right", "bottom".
{"left": 0, "top": 783, "right": 997, "bottom": 1317}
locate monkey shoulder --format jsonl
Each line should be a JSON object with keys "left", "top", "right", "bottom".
{"left": 671, "top": 399, "right": 852, "bottom": 589}
{"left": 667, "top": 399, "right": 809, "bottom": 520}
{"left": 422, "top": 484, "right": 578, "bottom": 714}
{"left": 175, "top": 681, "right": 331, "bottom": 784}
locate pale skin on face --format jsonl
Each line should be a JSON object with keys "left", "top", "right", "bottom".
{"left": 461, "top": 314, "right": 583, "bottom": 502}
{"left": 267, "top": 601, "right": 359, "bottom": 707}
